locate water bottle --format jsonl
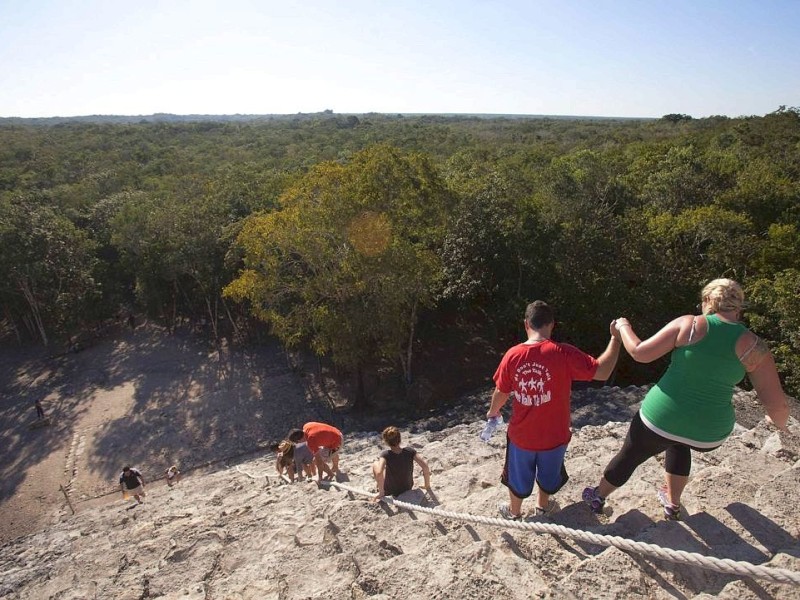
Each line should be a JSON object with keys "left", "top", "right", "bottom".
{"left": 480, "top": 415, "right": 504, "bottom": 442}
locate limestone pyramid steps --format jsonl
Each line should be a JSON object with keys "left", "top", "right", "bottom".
{"left": 1, "top": 412, "right": 798, "bottom": 599}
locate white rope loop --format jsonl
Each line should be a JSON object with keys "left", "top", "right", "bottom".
{"left": 325, "top": 480, "right": 800, "bottom": 586}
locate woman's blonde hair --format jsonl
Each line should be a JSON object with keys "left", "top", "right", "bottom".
{"left": 701, "top": 278, "right": 744, "bottom": 314}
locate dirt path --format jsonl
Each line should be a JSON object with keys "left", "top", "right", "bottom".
{"left": 0, "top": 322, "right": 334, "bottom": 543}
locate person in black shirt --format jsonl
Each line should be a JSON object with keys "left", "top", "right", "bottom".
{"left": 119, "top": 466, "right": 146, "bottom": 504}
{"left": 372, "top": 426, "right": 431, "bottom": 501}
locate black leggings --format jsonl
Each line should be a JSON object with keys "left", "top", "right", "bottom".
{"left": 603, "top": 412, "right": 718, "bottom": 487}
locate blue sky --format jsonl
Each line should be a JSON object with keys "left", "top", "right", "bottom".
{"left": 0, "top": 0, "right": 798, "bottom": 118}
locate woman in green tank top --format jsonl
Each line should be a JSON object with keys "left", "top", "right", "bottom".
{"left": 582, "top": 278, "right": 789, "bottom": 521}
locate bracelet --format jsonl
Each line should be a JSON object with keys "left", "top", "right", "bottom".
{"left": 617, "top": 323, "right": 632, "bottom": 329}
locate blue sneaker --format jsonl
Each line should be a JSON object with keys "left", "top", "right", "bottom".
{"left": 582, "top": 486, "right": 605, "bottom": 514}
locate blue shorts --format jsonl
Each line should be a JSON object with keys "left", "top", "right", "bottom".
{"left": 501, "top": 438, "right": 569, "bottom": 499}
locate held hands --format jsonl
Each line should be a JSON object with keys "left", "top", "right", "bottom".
{"left": 613, "top": 318, "right": 633, "bottom": 345}
{"left": 614, "top": 318, "right": 631, "bottom": 332}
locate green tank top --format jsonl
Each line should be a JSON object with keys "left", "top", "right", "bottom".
{"left": 640, "top": 314, "right": 747, "bottom": 444}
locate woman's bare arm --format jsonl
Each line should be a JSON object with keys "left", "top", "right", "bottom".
{"left": 741, "top": 335, "right": 790, "bottom": 431}
{"left": 615, "top": 316, "right": 692, "bottom": 364}
{"left": 414, "top": 454, "right": 432, "bottom": 489}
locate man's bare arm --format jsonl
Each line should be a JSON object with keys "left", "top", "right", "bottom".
{"left": 487, "top": 388, "right": 510, "bottom": 419}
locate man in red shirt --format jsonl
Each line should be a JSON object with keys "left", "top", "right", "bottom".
{"left": 290, "top": 422, "right": 343, "bottom": 481}
{"left": 487, "top": 301, "right": 621, "bottom": 520}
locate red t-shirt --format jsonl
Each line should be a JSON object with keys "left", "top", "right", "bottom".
{"left": 303, "top": 422, "right": 343, "bottom": 454}
{"left": 493, "top": 340, "right": 599, "bottom": 451}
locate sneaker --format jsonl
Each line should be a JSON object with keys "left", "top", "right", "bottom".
{"left": 534, "top": 499, "right": 557, "bottom": 518}
{"left": 582, "top": 486, "right": 605, "bottom": 514}
{"left": 497, "top": 503, "right": 522, "bottom": 521}
{"left": 657, "top": 488, "right": 682, "bottom": 521}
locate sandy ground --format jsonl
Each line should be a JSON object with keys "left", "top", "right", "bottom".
{"left": 1, "top": 404, "right": 798, "bottom": 599}
{"left": 0, "top": 321, "right": 340, "bottom": 544}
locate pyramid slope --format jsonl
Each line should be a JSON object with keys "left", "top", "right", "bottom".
{"left": 2, "top": 392, "right": 798, "bottom": 600}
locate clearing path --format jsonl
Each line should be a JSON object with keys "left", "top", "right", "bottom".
{"left": 0, "top": 322, "right": 333, "bottom": 543}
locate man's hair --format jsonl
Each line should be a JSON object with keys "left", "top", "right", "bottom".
{"left": 288, "top": 429, "right": 305, "bottom": 443}
{"left": 525, "top": 300, "right": 555, "bottom": 329}
{"left": 382, "top": 426, "right": 401, "bottom": 447}
{"left": 122, "top": 465, "right": 131, "bottom": 472}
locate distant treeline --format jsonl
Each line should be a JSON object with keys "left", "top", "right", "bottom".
{"left": 1, "top": 108, "right": 798, "bottom": 400}
{"left": 0, "top": 109, "right": 650, "bottom": 126}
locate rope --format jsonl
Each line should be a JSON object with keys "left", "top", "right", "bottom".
{"left": 235, "top": 466, "right": 268, "bottom": 479}
{"left": 235, "top": 465, "right": 291, "bottom": 484}
{"left": 323, "top": 481, "right": 800, "bottom": 586}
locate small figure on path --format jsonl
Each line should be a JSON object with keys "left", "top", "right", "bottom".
{"left": 488, "top": 300, "right": 621, "bottom": 520}
{"left": 291, "top": 422, "right": 343, "bottom": 481}
{"left": 165, "top": 465, "right": 181, "bottom": 486}
{"left": 372, "top": 426, "right": 431, "bottom": 502}
{"left": 119, "top": 466, "right": 146, "bottom": 504}
{"left": 34, "top": 399, "right": 46, "bottom": 420}
{"left": 583, "top": 278, "right": 790, "bottom": 520}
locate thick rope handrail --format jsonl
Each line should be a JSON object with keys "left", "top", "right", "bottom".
{"left": 323, "top": 480, "right": 800, "bottom": 586}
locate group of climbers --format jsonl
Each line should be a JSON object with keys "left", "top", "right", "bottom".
{"left": 120, "top": 279, "right": 791, "bottom": 525}
{"left": 275, "top": 421, "right": 432, "bottom": 503}
{"left": 488, "top": 278, "right": 790, "bottom": 521}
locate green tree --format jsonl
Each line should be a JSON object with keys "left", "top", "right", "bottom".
{"left": 225, "top": 145, "right": 452, "bottom": 401}
{"left": 747, "top": 270, "right": 800, "bottom": 395}
{"left": 0, "top": 196, "right": 97, "bottom": 344}
{"left": 636, "top": 145, "right": 730, "bottom": 213}
{"left": 643, "top": 206, "right": 756, "bottom": 312}
{"left": 746, "top": 223, "right": 800, "bottom": 396}
{"left": 528, "top": 150, "right": 632, "bottom": 349}
{"left": 110, "top": 183, "right": 238, "bottom": 337}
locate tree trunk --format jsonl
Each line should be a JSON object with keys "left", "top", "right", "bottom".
{"left": 205, "top": 295, "right": 219, "bottom": 341}
{"left": 399, "top": 300, "right": 417, "bottom": 386}
{"left": 171, "top": 280, "right": 178, "bottom": 333}
{"left": 353, "top": 365, "right": 366, "bottom": 411}
{"left": 221, "top": 296, "right": 242, "bottom": 342}
{"left": 3, "top": 305, "right": 22, "bottom": 344}
{"left": 18, "top": 278, "right": 48, "bottom": 346}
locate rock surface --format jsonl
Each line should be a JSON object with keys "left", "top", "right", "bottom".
{"left": 2, "top": 324, "right": 799, "bottom": 599}
{"left": 1, "top": 394, "right": 799, "bottom": 599}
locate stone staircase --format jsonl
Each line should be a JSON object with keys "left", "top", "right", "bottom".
{"left": 1, "top": 409, "right": 798, "bottom": 599}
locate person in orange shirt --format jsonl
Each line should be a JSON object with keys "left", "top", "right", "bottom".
{"left": 290, "top": 422, "right": 343, "bottom": 481}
